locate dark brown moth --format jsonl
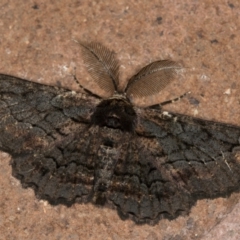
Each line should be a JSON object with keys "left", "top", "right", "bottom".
{"left": 0, "top": 42, "right": 240, "bottom": 225}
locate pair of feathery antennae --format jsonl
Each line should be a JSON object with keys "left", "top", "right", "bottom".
{"left": 79, "top": 42, "right": 184, "bottom": 107}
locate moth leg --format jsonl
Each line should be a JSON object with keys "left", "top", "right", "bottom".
{"left": 149, "top": 91, "right": 191, "bottom": 109}
{"left": 221, "top": 150, "right": 232, "bottom": 172}
{"left": 70, "top": 66, "right": 102, "bottom": 99}
{"left": 160, "top": 91, "right": 191, "bottom": 106}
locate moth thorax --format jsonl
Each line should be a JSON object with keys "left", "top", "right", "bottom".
{"left": 91, "top": 98, "right": 136, "bottom": 132}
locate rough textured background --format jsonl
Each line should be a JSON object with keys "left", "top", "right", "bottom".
{"left": 0, "top": 0, "right": 240, "bottom": 239}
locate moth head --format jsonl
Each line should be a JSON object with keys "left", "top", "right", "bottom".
{"left": 91, "top": 97, "right": 136, "bottom": 132}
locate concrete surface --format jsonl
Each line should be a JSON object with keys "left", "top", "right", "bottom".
{"left": 0, "top": 0, "right": 240, "bottom": 239}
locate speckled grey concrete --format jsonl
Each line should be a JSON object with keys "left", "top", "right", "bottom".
{"left": 0, "top": 1, "right": 240, "bottom": 239}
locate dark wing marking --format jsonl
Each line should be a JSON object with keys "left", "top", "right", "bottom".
{"left": 107, "top": 108, "right": 240, "bottom": 224}
{"left": 0, "top": 75, "right": 100, "bottom": 205}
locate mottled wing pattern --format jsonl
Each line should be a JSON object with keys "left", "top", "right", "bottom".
{"left": 0, "top": 75, "right": 100, "bottom": 204}
{"left": 109, "top": 108, "right": 240, "bottom": 223}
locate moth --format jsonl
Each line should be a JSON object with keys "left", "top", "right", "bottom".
{"left": 0, "top": 42, "right": 240, "bottom": 225}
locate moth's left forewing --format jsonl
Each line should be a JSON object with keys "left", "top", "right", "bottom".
{"left": 138, "top": 108, "right": 240, "bottom": 196}
{"left": 120, "top": 108, "right": 240, "bottom": 223}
